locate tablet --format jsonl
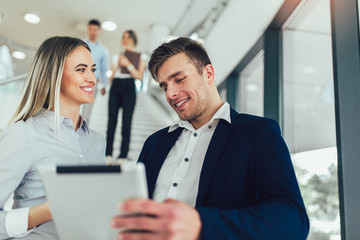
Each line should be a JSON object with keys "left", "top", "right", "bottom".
{"left": 39, "top": 162, "right": 148, "bottom": 240}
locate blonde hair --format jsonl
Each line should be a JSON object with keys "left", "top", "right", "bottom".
{"left": 8, "top": 36, "right": 90, "bottom": 128}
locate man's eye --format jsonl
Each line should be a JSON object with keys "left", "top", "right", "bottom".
{"left": 92, "top": 68, "right": 97, "bottom": 72}
{"left": 176, "top": 77, "right": 185, "bottom": 82}
{"left": 159, "top": 84, "right": 167, "bottom": 92}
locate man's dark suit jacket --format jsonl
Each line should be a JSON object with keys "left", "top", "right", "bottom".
{"left": 138, "top": 108, "right": 309, "bottom": 240}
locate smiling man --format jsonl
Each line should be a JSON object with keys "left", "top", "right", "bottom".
{"left": 111, "top": 37, "right": 309, "bottom": 240}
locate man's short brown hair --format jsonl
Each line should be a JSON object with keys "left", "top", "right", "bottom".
{"left": 148, "top": 37, "right": 212, "bottom": 82}
{"left": 88, "top": 19, "right": 101, "bottom": 27}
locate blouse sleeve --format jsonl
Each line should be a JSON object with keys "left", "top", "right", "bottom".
{"left": 0, "top": 122, "right": 32, "bottom": 239}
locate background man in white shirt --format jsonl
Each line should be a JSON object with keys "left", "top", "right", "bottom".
{"left": 110, "top": 37, "right": 309, "bottom": 240}
{"left": 82, "top": 19, "right": 110, "bottom": 123}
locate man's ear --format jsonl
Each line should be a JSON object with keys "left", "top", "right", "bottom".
{"left": 203, "top": 64, "right": 215, "bottom": 85}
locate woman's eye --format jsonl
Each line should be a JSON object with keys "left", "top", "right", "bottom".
{"left": 92, "top": 68, "right": 97, "bottom": 72}
{"left": 76, "top": 68, "right": 86, "bottom": 73}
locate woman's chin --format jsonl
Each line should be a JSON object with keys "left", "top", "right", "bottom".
{"left": 82, "top": 98, "right": 94, "bottom": 104}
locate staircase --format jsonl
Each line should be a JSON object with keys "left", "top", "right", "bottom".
{"left": 88, "top": 91, "right": 174, "bottom": 161}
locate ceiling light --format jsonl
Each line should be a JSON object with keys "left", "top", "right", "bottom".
{"left": 102, "top": 21, "right": 117, "bottom": 31}
{"left": 24, "top": 13, "right": 40, "bottom": 24}
{"left": 12, "top": 51, "right": 26, "bottom": 60}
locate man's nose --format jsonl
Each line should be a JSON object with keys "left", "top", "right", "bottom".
{"left": 166, "top": 85, "right": 180, "bottom": 99}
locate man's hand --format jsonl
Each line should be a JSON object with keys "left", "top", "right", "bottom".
{"left": 100, "top": 88, "right": 106, "bottom": 95}
{"left": 111, "top": 198, "right": 201, "bottom": 240}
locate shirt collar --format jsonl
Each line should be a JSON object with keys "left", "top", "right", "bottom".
{"left": 84, "top": 38, "right": 100, "bottom": 46}
{"left": 168, "top": 102, "right": 231, "bottom": 132}
{"left": 35, "top": 109, "right": 64, "bottom": 131}
{"left": 35, "top": 109, "right": 90, "bottom": 133}
{"left": 79, "top": 115, "right": 90, "bottom": 133}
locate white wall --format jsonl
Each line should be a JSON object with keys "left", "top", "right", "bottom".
{"left": 204, "top": 0, "right": 284, "bottom": 85}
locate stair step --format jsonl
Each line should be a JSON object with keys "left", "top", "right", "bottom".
{"left": 88, "top": 92, "right": 174, "bottom": 161}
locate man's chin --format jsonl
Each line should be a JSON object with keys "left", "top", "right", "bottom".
{"left": 177, "top": 113, "right": 189, "bottom": 121}
{"left": 177, "top": 113, "right": 195, "bottom": 122}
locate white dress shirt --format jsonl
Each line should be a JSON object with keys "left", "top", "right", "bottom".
{"left": 0, "top": 110, "right": 105, "bottom": 239}
{"left": 153, "top": 102, "right": 231, "bottom": 207}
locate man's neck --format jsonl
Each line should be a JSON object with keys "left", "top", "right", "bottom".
{"left": 89, "top": 38, "right": 98, "bottom": 44}
{"left": 190, "top": 101, "right": 224, "bottom": 130}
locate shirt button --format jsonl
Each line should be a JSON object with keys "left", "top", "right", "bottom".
{"left": 208, "top": 125, "right": 212, "bottom": 129}
{"left": 80, "top": 154, "right": 84, "bottom": 158}
{"left": 193, "top": 133, "right": 198, "bottom": 137}
{"left": 184, "top": 158, "right": 189, "bottom": 162}
{"left": 173, "top": 183, "right": 178, "bottom": 187}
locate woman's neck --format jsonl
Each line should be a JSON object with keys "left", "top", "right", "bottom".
{"left": 60, "top": 105, "right": 81, "bottom": 130}
{"left": 124, "top": 45, "right": 135, "bottom": 51}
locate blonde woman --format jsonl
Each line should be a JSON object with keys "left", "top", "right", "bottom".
{"left": 0, "top": 36, "right": 105, "bottom": 239}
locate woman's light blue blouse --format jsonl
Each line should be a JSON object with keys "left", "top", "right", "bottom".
{"left": 0, "top": 110, "right": 105, "bottom": 239}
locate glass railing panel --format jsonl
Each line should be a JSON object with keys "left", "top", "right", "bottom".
{"left": 0, "top": 78, "right": 25, "bottom": 129}
{"left": 0, "top": 34, "right": 36, "bottom": 81}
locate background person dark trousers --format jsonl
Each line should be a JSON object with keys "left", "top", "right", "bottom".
{"left": 106, "top": 78, "right": 136, "bottom": 159}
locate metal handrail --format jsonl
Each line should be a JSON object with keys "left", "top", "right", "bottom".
{"left": 0, "top": 73, "right": 28, "bottom": 85}
{"left": 0, "top": 34, "right": 37, "bottom": 52}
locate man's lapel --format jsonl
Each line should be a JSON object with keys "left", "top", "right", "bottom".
{"left": 195, "top": 108, "right": 237, "bottom": 206}
{"left": 147, "top": 127, "right": 183, "bottom": 197}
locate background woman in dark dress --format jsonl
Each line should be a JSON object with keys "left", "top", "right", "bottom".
{"left": 106, "top": 30, "right": 146, "bottom": 163}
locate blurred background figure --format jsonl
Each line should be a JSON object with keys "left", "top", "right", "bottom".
{"left": 106, "top": 30, "right": 146, "bottom": 163}
{"left": 82, "top": 19, "right": 110, "bottom": 124}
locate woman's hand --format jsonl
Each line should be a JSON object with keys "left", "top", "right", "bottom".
{"left": 117, "top": 53, "right": 145, "bottom": 81}
{"left": 118, "top": 55, "right": 131, "bottom": 68}
{"left": 28, "top": 202, "right": 52, "bottom": 229}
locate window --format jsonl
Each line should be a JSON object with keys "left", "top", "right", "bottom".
{"left": 238, "top": 50, "right": 264, "bottom": 116}
{"left": 282, "top": 0, "right": 340, "bottom": 239}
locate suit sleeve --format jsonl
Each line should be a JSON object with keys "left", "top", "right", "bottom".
{"left": 196, "top": 119, "right": 309, "bottom": 240}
